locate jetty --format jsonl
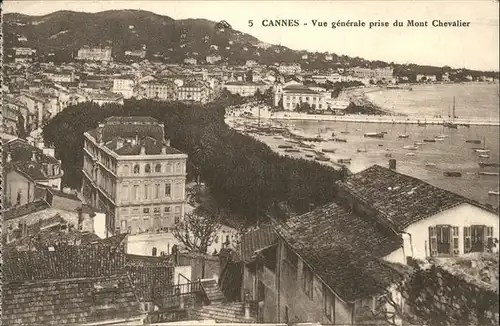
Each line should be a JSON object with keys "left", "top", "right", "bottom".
{"left": 267, "top": 112, "right": 500, "bottom": 126}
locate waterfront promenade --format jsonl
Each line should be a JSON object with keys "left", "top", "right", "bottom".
{"left": 267, "top": 112, "right": 500, "bottom": 126}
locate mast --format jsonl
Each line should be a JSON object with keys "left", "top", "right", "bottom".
{"left": 452, "top": 96, "right": 456, "bottom": 123}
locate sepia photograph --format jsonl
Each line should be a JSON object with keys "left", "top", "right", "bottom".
{"left": 1, "top": 1, "right": 499, "bottom": 325}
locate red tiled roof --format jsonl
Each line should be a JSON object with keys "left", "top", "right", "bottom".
{"left": 2, "top": 274, "right": 144, "bottom": 325}
{"left": 340, "top": 165, "right": 497, "bottom": 231}
{"left": 274, "top": 202, "right": 403, "bottom": 302}
{"left": 240, "top": 225, "right": 277, "bottom": 264}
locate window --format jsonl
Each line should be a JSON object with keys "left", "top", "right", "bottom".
{"left": 144, "top": 184, "right": 149, "bottom": 200}
{"left": 145, "top": 164, "right": 151, "bottom": 173}
{"left": 471, "top": 225, "right": 487, "bottom": 252}
{"left": 323, "top": 285, "right": 335, "bottom": 322}
{"left": 154, "top": 207, "right": 161, "bottom": 214}
{"left": 175, "top": 163, "right": 182, "bottom": 174}
{"left": 452, "top": 226, "right": 460, "bottom": 255}
{"left": 429, "top": 225, "right": 452, "bottom": 256}
{"left": 284, "top": 245, "right": 298, "bottom": 268}
{"left": 164, "top": 207, "right": 171, "bottom": 213}
{"left": 155, "top": 164, "right": 161, "bottom": 173}
{"left": 174, "top": 206, "right": 182, "bottom": 224}
{"left": 143, "top": 208, "right": 150, "bottom": 214}
{"left": 165, "top": 183, "right": 172, "bottom": 197}
{"left": 166, "top": 163, "right": 173, "bottom": 173}
{"left": 133, "top": 165, "right": 140, "bottom": 174}
{"left": 303, "top": 265, "right": 313, "bottom": 299}
{"left": 487, "top": 226, "right": 494, "bottom": 249}
{"left": 464, "top": 226, "right": 472, "bottom": 253}
{"left": 155, "top": 184, "right": 160, "bottom": 199}
{"left": 122, "top": 185, "right": 129, "bottom": 201}
{"left": 132, "top": 185, "right": 139, "bottom": 201}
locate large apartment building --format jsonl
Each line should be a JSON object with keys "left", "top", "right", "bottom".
{"left": 76, "top": 46, "right": 113, "bottom": 62}
{"left": 81, "top": 116, "right": 188, "bottom": 235}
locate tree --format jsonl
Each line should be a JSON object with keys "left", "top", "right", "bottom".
{"left": 172, "top": 209, "right": 221, "bottom": 254}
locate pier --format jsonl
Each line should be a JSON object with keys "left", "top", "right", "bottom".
{"left": 266, "top": 112, "right": 500, "bottom": 126}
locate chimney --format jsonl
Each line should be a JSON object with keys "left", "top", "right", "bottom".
{"left": 135, "top": 133, "right": 139, "bottom": 145}
{"left": 96, "top": 123, "right": 104, "bottom": 144}
{"left": 161, "top": 145, "right": 167, "bottom": 155}
{"left": 389, "top": 159, "right": 396, "bottom": 170}
{"left": 165, "top": 139, "right": 171, "bottom": 147}
{"left": 116, "top": 138, "right": 124, "bottom": 150}
{"left": 140, "top": 145, "right": 146, "bottom": 156}
{"left": 42, "top": 147, "right": 55, "bottom": 157}
{"left": 32, "top": 151, "right": 38, "bottom": 162}
{"left": 7, "top": 152, "right": 12, "bottom": 162}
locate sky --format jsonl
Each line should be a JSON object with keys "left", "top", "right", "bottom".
{"left": 4, "top": 0, "right": 500, "bottom": 71}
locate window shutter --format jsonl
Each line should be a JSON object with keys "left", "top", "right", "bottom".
{"left": 484, "top": 226, "right": 494, "bottom": 252}
{"left": 452, "top": 226, "right": 460, "bottom": 256}
{"left": 429, "top": 226, "right": 437, "bottom": 257}
{"left": 464, "top": 226, "right": 472, "bottom": 253}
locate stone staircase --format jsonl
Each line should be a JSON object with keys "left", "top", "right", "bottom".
{"left": 191, "top": 302, "right": 257, "bottom": 324}
{"left": 200, "top": 279, "right": 225, "bottom": 304}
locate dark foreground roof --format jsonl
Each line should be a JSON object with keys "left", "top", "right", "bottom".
{"left": 2, "top": 274, "right": 144, "bottom": 325}
{"left": 240, "top": 225, "right": 277, "bottom": 264}
{"left": 274, "top": 202, "right": 403, "bottom": 302}
{"left": 340, "top": 165, "right": 498, "bottom": 231}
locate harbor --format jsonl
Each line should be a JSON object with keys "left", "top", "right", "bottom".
{"left": 226, "top": 114, "right": 500, "bottom": 209}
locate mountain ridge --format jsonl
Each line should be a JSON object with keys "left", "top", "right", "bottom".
{"left": 4, "top": 10, "right": 499, "bottom": 75}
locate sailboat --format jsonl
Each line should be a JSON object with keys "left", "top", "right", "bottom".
{"left": 444, "top": 97, "right": 458, "bottom": 129}
{"left": 475, "top": 137, "right": 489, "bottom": 153}
{"left": 357, "top": 143, "right": 367, "bottom": 153}
{"left": 398, "top": 123, "right": 409, "bottom": 138}
{"left": 435, "top": 121, "right": 448, "bottom": 140}
{"left": 340, "top": 122, "right": 350, "bottom": 134}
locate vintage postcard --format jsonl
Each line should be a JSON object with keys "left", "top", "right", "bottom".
{"left": 1, "top": 0, "right": 499, "bottom": 325}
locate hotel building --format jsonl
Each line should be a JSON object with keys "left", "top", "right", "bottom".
{"left": 76, "top": 46, "right": 113, "bottom": 62}
{"left": 81, "top": 116, "right": 188, "bottom": 235}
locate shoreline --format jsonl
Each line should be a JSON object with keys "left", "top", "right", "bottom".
{"left": 265, "top": 112, "right": 500, "bottom": 126}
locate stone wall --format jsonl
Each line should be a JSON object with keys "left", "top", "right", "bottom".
{"left": 404, "top": 259, "right": 499, "bottom": 326}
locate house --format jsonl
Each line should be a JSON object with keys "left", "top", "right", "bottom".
{"left": 280, "top": 85, "right": 328, "bottom": 111}
{"left": 3, "top": 138, "right": 63, "bottom": 207}
{"left": 184, "top": 58, "right": 197, "bottom": 65}
{"left": 278, "top": 64, "right": 301, "bottom": 75}
{"left": 112, "top": 78, "right": 136, "bottom": 98}
{"left": 237, "top": 226, "right": 278, "bottom": 322}
{"left": 2, "top": 245, "right": 147, "bottom": 325}
{"left": 269, "top": 202, "right": 405, "bottom": 325}
{"left": 224, "top": 81, "right": 270, "bottom": 97}
{"left": 89, "top": 92, "right": 124, "bottom": 106}
{"left": 206, "top": 55, "right": 223, "bottom": 64}
{"left": 337, "top": 164, "right": 499, "bottom": 264}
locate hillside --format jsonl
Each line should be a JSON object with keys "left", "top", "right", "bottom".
{"left": 3, "top": 10, "right": 498, "bottom": 75}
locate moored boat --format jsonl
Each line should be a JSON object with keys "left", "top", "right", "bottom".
{"left": 466, "top": 140, "right": 481, "bottom": 144}
{"left": 403, "top": 145, "right": 419, "bottom": 150}
{"left": 364, "top": 132, "right": 384, "bottom": 138}
{"left": 285, "top": 149, "right": 300, "bottom": 153}
{"left": 479, "top": 154, "right": 490, "bottom": 158}
{"left": 425, "top": 162, "right": 436, "bottom": 167}
{"left": 315, "top": 155, "right": 330, "bottom": 162}
{"left": 444, "top": 171, "right": 462, "bottom": 177}
{"left": 322, "top": 149, "right": 336, "bottom": 153}
{"left": 337, "top": 158, "right": 352, "bottom": 164}
{"left": 479, "top": 172, "right": 499, "bottom": 176}
{"left": 424, "top": 139, "right": 436, "bottom": 143}
{"left": 479, "top": 162, "right": 500, "bottom": 168}
{"left": 335, "top": 138, "right": 347, "bottom": 143}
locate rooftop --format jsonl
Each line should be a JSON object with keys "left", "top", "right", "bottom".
{"left": 2, "top": 274, "right": 144, "bottom": 326}
{"left": 3, "top": 199, "right": 51, "bottom": 221}
{"left": 240, "top": 225, "right": 277, "bottom": 264}
{"left": 104, "top": 136, "right": 184, "bottom": 156}
{"left": 274, "top": 201, "right": 404, "bottom": 302}
{"left": 340, "top": 165, "right": 497, "bottom": 231}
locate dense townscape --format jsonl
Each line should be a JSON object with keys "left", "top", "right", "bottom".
{"left": 2, "top": 9, "right": 500, "bottom": 326}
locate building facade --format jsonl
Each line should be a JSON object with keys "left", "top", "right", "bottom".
{"left": 224, "top": 82, "right": 270, "bottom": 97}
{"left": 76, "top": 46, "right": 113, "bottom": 61}
{"left": 81, "top": 116, "right": 188, "bottom": 236}
{"left": 113, "top": 78, "right": 136, "bottom": 99}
